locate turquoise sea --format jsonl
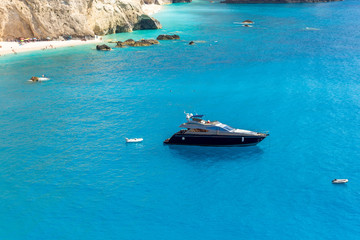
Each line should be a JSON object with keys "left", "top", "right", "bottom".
{"left": 1, "top": 0, "right": 360, "bottom": 239}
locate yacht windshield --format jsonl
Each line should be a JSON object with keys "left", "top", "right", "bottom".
{"left": 223, "top": 125, "right": 234, "bottom": 131}
{"left": 207, "top": 124, "right": 234, "bottom": 132}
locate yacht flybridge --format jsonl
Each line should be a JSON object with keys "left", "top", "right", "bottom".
{"left": 164, "top": 113, "right": 268, "bottom": 146}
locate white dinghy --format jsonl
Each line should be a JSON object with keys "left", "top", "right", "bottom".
{"left": 125, "top": 138, "right": 143, "bottom": 143}
{"left": 332, "top": 179, "right": 348, "bottom": 184}
{"left": 29, "top": 76, "right": 50, "bottom": 82}
{"left": 37, "top": 77, "right": 50, "bottom": 81}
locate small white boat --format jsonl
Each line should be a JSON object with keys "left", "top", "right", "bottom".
{"left": 305, "top": 27, "right": 320, "bottom": 31}
{"left": 125, "top": 138, "right": 143, "bottom": 143}
{"left": 332, "top": 179, "right": 348, "bottom": 184}
{"left": 28, "top": 76, "right": 50, "bottom": 82}
{"left": 37, "top": 77, "right": 50, "bottom": 81}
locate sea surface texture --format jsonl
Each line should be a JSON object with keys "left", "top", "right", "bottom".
{"left": 1, "top": 0, "right": 360, "bottom": 239}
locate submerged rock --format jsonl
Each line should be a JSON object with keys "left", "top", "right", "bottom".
{"left": 96, "top": 44, "right": 111, "bottom": 51}
{"left": 156, "top": 34, "right": 180, "bottom": 40}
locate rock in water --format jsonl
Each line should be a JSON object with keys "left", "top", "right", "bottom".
{"left": 123, "top": 39, "right": 136, "bottom": 46}
{"left": 96, "top": 44, "right": 112, "bottom": 51}
{"left": 156, "top": 34, "right": 180, "bottom": 40}
{"left": 115, "top": 41, "right": 124, "bottom": 48}
{"left": 145, "top": 39, "right": 160, "bottom": 45}
{"left": 134, "top": 15, "right": 162, "bottom": 30}
{"left": 133, "top": 39, "right": 160, "bottom": 47}
{"left": 115, "top": 39, "right": 159, "bottom": 48}
{"left": 133, "top": 41, "right": 152, "bottom": 47}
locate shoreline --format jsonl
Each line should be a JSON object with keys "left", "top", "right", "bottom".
{"left": 0, "top": 39, "right": 102, "bottom": 57}
{"left": 0, "top": 4, "right": 163, "bottom": 57}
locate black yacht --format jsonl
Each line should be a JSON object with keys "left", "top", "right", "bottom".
{"left": 164, "top": 113, "right": 268, "bottom": 146}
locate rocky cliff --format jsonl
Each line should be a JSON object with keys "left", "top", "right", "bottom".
{"left": 0, "top": 0, "right": 189, "bottom": 41}
{"left": 142, "top": 0, "right": 192, "bottom": 4}
{"left": 221, "top": 0, "right": 341, "bottom": 3}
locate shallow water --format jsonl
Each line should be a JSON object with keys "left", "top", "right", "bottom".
{"left": 1, "top": 0, "right": 360, "bottom": 239}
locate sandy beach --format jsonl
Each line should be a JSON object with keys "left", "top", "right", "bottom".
{"left": 0, "top": 39, "right": 102, "bottom": 57}
{"left": 142, "top": 4, "right": 162, "bottom": 15}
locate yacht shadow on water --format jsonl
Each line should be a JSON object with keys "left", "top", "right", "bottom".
{"left": 166, "top": 145, "right": 264, "bottom": 163}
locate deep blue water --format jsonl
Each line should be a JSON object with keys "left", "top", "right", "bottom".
{"left": 1, "top": 0, "right": 360, "bottom": 239}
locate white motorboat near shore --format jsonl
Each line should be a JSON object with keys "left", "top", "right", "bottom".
{"left": 125, "top": 138, "right": 143, "bottom": 143}
{"left": 332, "top": 179, "right": 348, "bottom": 184}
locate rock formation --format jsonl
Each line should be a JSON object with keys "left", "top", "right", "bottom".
{"left": 115, "top": 41, "right": 125, "bottom": 48}
{"left": 115, "top": 38, "right": 159, "bottom": 47}
{"left": 123, "top": 39, "right": 137, "bottom": 46}
{"left": 0, "top": 0, "right": 191, "bottom": 41}
{"left": 134, "top": 15, "right": 161, "bottom": 30}
{"left": 96, "top": 44, "right": 112, "bottom": 51}
{"left": 157, "top": 34, "right": 180, "bottom": 40}
{"left": 221, "top": 0, "right": 341, "bottom": 3}
{"left": 132, "top": 39, "right": 159, "bottom": 46}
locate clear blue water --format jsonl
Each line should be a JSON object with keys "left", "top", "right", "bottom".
{"left": 1, "top": 0, "right": 360, "bottom": 239}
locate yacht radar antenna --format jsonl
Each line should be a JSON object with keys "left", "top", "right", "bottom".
{"left": 185, "top": 112, "right": 193, "bottom": 121}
